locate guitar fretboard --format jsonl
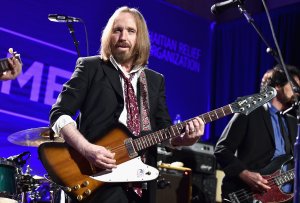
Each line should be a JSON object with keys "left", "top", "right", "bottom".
{"left": 274, "top": 169, "right": 294, "bottom": 185}
{"left": 132, "top": 104, "right": 233, "bottom": 152}
{"left": 0, "top": 55, "right": 21, "bottom": 74}
{"left": 0, "top": 57, "right": 11, "bottom": 73}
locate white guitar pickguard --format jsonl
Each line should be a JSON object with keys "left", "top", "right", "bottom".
{"left": 90, "top": 157, "right": 159, "bottom": 182}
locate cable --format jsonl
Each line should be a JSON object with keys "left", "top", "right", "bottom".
{"left": 80, "top": 19, "right": 89, "bottom": 56}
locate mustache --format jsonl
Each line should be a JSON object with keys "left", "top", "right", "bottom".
{"left": 115, "top": 41, "right": 131, "bottom": 48}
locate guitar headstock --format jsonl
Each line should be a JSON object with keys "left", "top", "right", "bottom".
{"left": 231, "top": 86, "right": 277, "bottom": 115}
{"left": 9, "top": 48, "right": 21, "bottom": 62}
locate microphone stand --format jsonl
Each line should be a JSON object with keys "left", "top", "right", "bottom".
{"left": 237, "top": 4, "right": 280, "bottom": 64}
{"left": 237, "top": 3, "right": 300, "bottom": 202}
{"left": 66, "top": 21, "right": 81, "bottom": 57}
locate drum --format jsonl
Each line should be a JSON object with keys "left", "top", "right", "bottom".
{"left": 0, "top": 158, "right": 18, "bottom": 203}
{"left": 27, "top": 178, "right": 66, "bottom": 203}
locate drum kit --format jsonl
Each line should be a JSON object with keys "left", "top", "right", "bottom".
{"left": 1, "top": 127, "right": 65, "bottom": 203}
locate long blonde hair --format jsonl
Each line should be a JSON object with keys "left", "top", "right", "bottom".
{"left": 100, "top": 6, "right": 150, "bottom": 66}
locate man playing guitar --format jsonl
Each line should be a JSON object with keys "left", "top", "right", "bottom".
{"left": 214, "top": 65, "right": 300, "bottom": 203}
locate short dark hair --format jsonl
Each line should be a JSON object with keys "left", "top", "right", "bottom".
{"left": 261, "top": 64, "right": 300, "bottom": 90}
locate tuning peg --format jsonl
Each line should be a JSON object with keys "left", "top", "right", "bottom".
{"left": 8, "top": 48, "right": 18, "bottom": 57}
{"left": 8, "top": 48, "right": 14, "bottom": 54}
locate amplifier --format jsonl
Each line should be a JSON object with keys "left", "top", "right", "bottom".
{"left": 192, "top": 173, "right": 217, "bottom": 203}
{"left": 156, "top": 164, "right": 192, "bottom": 203}
{"left": 182, "top": 142, "right": 214, "bottom": 155}
{"left": 167, "top": 142, "right": 216, "bottom": 174}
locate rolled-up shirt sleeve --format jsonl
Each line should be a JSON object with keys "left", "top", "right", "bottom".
{"left": 52, "top": 115, "right": 77, "bottom": 135}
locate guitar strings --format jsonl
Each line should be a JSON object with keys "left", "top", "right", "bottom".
{"left": 109, "top": 144, "right": 126, "bottom": 153}
{"left": 263, "top": 168, "right": 293, "bottom": 187}
{"left": 229, "top": 168, "right": 293, "bottom": 202}
{"left": 107, "top": 138, "right": 147, "bottom": 154}
{"left": 229, "top": 189, "right": 254, "bottom": 202}
{"left": 105, "top": 131, "right": 170, "bottom": 154}
{"left": 231, "top": 177, "right": 277, "bottom": 201}
{"left": 111, "top": 89, "right": 273, "bottom": 154}
{"left": 109, "top": 89, "right": 273, "bottom": 155}
{"left": 107, "top": 115, "right": 208, "bottom": 155}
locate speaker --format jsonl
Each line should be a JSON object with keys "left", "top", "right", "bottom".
{"left": 167, "top": 142, "right": 216, "bottom": 174}
{"left": 162, "top": 142, "right": 217, "bottom": 203}
{"left": 191, "top": 173, "right": 217, "bottom": 203}
{"left": 156, "top": 164, "right": 192, "bottom": 203}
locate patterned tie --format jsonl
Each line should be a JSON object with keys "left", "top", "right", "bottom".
{"left": 121, "top": 72, "right": 143, "bottom": 197}
{"left": 121, "top": 72, "right": 141, "bottom": 136}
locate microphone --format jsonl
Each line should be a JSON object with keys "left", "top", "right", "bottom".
{"left": 48, "top": 14, "right": 82, "bottom": 23}
{"left": 211, "top": 0, "right": 245, "bottom": 15}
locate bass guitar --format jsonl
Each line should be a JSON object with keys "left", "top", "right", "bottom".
{"left": 228, "top": 154, "right": 294, "bottom": 203}
{"left": 38, "top": 86, "right": 276, "bottom": 201}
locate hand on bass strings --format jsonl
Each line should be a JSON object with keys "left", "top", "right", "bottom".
{"left": 239, "top": 169, "right": 271, "bottom": 192}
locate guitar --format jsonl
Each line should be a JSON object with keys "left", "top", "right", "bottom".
{"left": 38, "top": 86, "right": 276, "bottom": 201}
{"left": 0, "top": 49, "right": 21, "bottom": 74}
{"left": 227, "top": 155, "right": 294, "bottom": 203}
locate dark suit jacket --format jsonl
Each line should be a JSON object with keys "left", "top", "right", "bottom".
{"left": 214, "top": 104, "right": 297, "bottom": 196}
{"left": 50, "top": 56, "right": 172, "bottom": 141}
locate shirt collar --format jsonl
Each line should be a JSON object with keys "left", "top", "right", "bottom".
{"left": 109, "top": 56, "right": 144, "bottom": 77}
{"left": 268, "top": 102, "right": 280, "bottom": 115}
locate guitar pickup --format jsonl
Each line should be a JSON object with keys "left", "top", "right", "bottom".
{"left": 124, "top": 138, "right": 138, "bottom": 158}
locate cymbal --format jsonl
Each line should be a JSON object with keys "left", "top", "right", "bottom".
{"left": 8, "top": 127, "right": 64, "bottom": 147}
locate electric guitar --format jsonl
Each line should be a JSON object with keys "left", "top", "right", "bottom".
{"left": 0, "top": 49, "right": 21, "bottom": 74}
{"left": 227, "top": 155, "right": 294, "bottom": 203}
{"left": 38, "top": 86, "right": 276, "bottom": 201}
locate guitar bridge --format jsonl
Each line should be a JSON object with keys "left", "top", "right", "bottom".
{"left": 124, "top": 138, "right": 138, "bottom": 158}
{"left": 228, "top": 192, "right": 239, "bottom": 203}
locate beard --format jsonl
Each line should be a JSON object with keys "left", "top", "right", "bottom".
{"left": 111, "top": 41, "right": 136, "bottom": 64}
{"left": 113, "top": 50, "right": 134, "bottom": 64}
{"left": 278, "top": 90, "right": 296, "bottom": 109}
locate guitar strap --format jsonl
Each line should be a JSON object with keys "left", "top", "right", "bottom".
{"left": 139, "top": 70, "right": 152, "bottom": 132}
{"left": 128, "top": 69, "right": 152, "bottom": 197}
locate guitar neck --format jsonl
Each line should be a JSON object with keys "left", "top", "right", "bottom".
{"left": 0, "top": 54, "right": 21, "bottom": 74}
{"left": 274, "top": 169, "right": 294, "bottom": 186}
{"left": 0, "top": 57, "right": 12, "bottom": 73}
{"left": 133, "top": 104, "right": 233, "bottom": 152}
